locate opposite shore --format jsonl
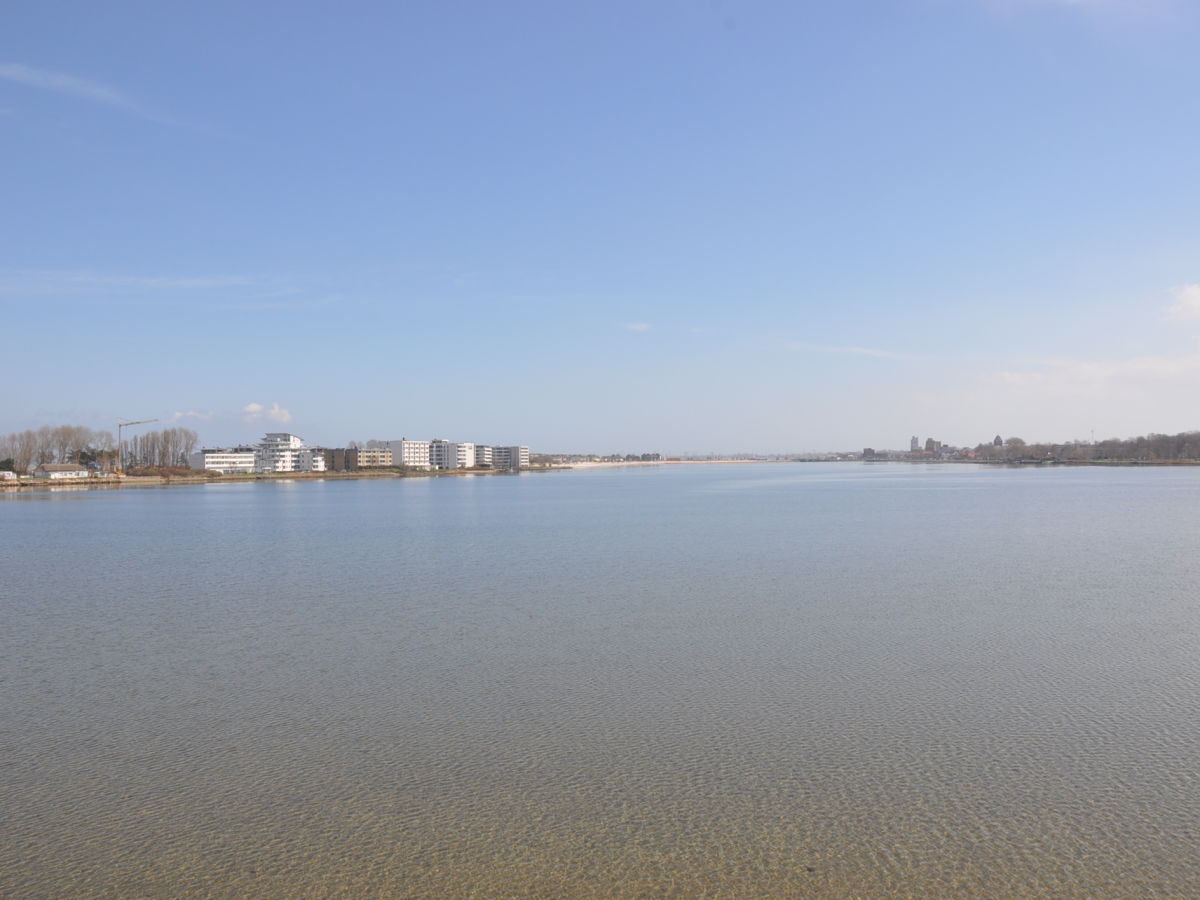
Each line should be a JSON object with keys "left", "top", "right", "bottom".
{"left": 0, "top": 459, "right": 765, "bottom": 490}
{"left": 6, "top": 455, "right": 1200, "bottom": 492}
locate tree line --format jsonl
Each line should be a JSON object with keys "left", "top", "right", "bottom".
{"left": 123, "top": 428, "right": 200, "bottom": 469}
{"left": 0, "top": 425, "right": 115, "bottom": 473}
{"left": 974, "top": 430, "right": 1200, "bottom": 462}
{"left": 0, "top": 425, "right": 198, "bottom": 473}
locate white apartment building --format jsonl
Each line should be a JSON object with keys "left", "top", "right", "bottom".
{"left": 429, "top": 439, "right": 456, "bottom": 469}
{"left": 385, "top": 438, "right": 432, "bottom": 470}
{"left": 453, "top": 442, "right": 476, "bottom": 469}
{"left": 474, "top": 445, "right": 493, "bottom": 467}
{"left": 191, "top": 447, "right": 257, "bottom": 474}
{"left": 255, "top": 433, "right": 327, "bottom": 473}
{"left": 492, "top": 446, "right": 529, "bottom": 469}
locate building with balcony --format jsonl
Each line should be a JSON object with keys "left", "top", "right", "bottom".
{"left": 357, "top": 447, "right": 393, "bottom": 468}
{"left": 453, "top": 442, "right": 476, "bottom": 469}
{"left": 492, "top": 446, "right": 529, "bottom": 469}
{"left": 386, "top": 438, "right": 432, "bottom": 469}
{"left": 190, "top": 447, "right": 257, "bottom": 474}
{"left": 323, "top": 447, "right": 393, "bottom": 471}
{"left": 429, "top": 439, "right": 456, "bottom": 469}
{"left": 255, "top": 433, "right": 326, "bottom": 473}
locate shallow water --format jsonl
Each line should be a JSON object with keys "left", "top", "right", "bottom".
{"left": 2, "top": 463, "right": 1199, "bottom": 897}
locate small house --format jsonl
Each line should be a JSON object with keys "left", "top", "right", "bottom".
{"left": 33, "top": 464, "right": 90, "bottom": 480}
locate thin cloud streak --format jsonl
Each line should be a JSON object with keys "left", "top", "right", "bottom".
{"left": 0, "top": 62, "right": 140, "bottom": 112}
{"left": 989, "top": 351, "right": 1200, "bottom": 391}
{"left": 624, "top": 322, "right": 652, "bottom": 332}
{"left": 976, "top": 0, "right": 1183, "bottom": 30}
{"left": 786, "top": 342, "right": 913, "bottom": 360}
{"left": 981, "top": 0, "right": 1169, "bottom": 11}
{"left": 0, "top": 269, "right": 335, "bottom": 313}
{"left": 209, "top": 295, "right": 340, "bottom": 312}
{"left": 0, "top": 61, "right": 235, "bottom": 137}
{"left": 62, "top": 273, "right": 252, "bottom": 289}
{"left": 0, "top": 269, "right": 255, "bottom": 295}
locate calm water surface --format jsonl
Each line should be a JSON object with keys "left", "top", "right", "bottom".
{"left": 2, "top": 463, "right": 1199, "bottom": 897}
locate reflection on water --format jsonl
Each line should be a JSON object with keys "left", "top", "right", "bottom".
{"left": 2, "top": 464, "right": 1199, "bottom": 897}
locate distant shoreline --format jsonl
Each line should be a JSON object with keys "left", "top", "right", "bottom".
{"left": 0, "top": 466, "right": 546, "bottom": 491}
{"left": 871, "top": 457, "right": 1200, "bottom": 467}
{"left": 0, "top": 459, "right": 777, "bottom": 490}
{"left": 560, "top": 459, "right": 779, "bottom": 469}
{"left": 5, "top": 455, "right": 1200, "bottom": 491}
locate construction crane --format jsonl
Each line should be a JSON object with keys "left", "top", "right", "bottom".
{"left": 116, "top": 417, "right": 158, "bottom": 474}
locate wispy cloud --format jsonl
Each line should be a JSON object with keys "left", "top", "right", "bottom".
{"left": 242, "top": 402, "right": 293, "bottom": 425}
{"left": 988, "top": 351, "right": 1200, "bottom": 394}
{"left": 1165, "top": 283, "right": 1200, "bottom": 321}
{"left": 77, "top": 274, "right": 253, "bottom": 289}
{"left": 0, "top": 268, "right": 338, "bottom": 313}
{"left": 978, "top": 0, "right": 1177, "bottom": 21}
{"left": 0, "top": 269, "right": 253, "bottom": 295}
{"left": 624, "top": 322, "right": 652, "bottom": 333}
{"left": 0, "top": 62, "right": 231, "bottom": 136}
{"left": 210, "top": 293, "right": 340, "bottom": 312}
{"left": 172, "top": 410, "right": 214, "bottom": 422}
{"left": 984, "top": 0, "right": 1161, "bottom": 9}
{"left": 266, "top": 403, "right": 292, "bottom": 424}
{"left": 0, "top": 62, "right": 141, "bottom": 112}
{"left": 787, "top": 342, "right": 912, "bottom": 360}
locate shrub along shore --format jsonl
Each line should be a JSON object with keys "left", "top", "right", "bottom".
{"left": 0, "top": 465, "right": 561, "bottom": 490}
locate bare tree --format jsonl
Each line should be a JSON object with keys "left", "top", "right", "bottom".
{"left": 124, "top": 427, "right": 199, "bottom": 468}
{"left": 13, "top": 430, "right": 37, "bottom": 473}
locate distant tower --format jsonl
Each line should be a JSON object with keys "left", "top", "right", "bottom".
{"left": 925, "top": 437, "right": 936, "bottom": 453}
{"left": 993, "top": 434, "right": 1003, "bottom": 447}
{"left": 910, "top": 435, "right": 919, "bottom": 452}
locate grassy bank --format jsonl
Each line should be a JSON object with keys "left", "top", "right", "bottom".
{"left": 0, "top": 465, "right": 561, "bottom": 491}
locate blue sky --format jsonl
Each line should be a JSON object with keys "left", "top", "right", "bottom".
{"left": 3, "top": 0, "right": 1199, "bottom": 453}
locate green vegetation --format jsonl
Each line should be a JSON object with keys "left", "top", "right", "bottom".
{"left": 974, "top": 430, "right": 1200, "bottom": 463}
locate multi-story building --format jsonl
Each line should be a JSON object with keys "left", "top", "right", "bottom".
{"left": 191, "top": 447, "right": 258, "bottom": 474}
{"left": 323, "top": 448, "right": 355, "bottom": 472}
{"left": 386, "top": 438, "right": 432, "bottom": 470}
{"left": 199, "top": 435, "right": 525, "bottom": 473}
{"left": 324, "top": 447, "right": 392, "bottom": 471}
{"left": 357, "top": 447, "right": 393, "bottom": 468}
{"left": 492, "top": 446, "right": 529, "bottom": 469}
{"left": 255, "top": 433, "right": 327, "bottom": 473}
{"left": 453, "top": 442, "right": 476, "bottom": 469}
{"left": 429, "top": 439, "right": 456, "bottom": 469}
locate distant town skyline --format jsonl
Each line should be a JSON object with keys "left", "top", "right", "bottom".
{"left": 4, "top": 1, "right": 1199, "bottom": 452}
